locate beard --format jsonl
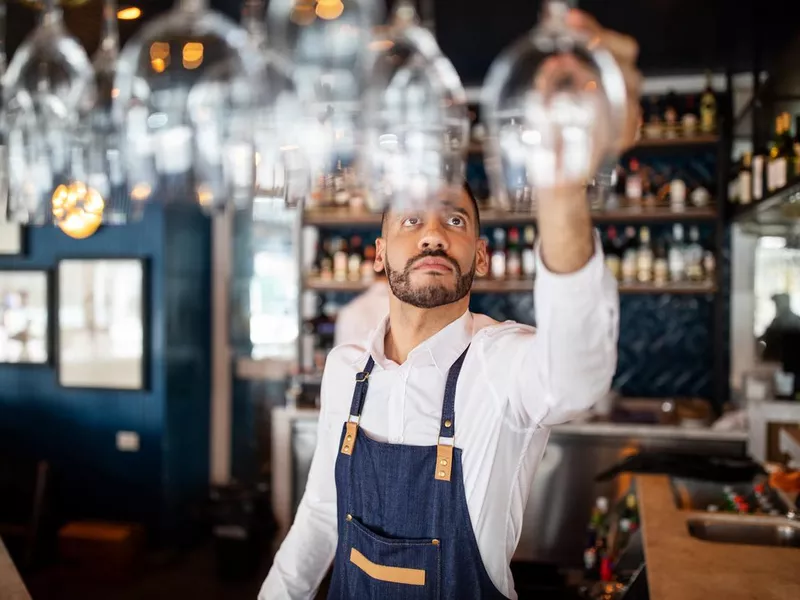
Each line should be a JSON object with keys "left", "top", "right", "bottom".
{"left": 384, "top": 248, "right": 476, "bottom": 309}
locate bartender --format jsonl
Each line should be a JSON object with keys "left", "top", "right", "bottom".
{"left": 261, "top": 10, "right": 640, "bottom": 600}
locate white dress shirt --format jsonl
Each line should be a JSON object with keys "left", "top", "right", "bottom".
{"left": 261, "top": 237, "right": 619, "bottom": 599}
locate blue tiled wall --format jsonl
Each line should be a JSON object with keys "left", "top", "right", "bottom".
{"left": 0, "top": 204, "right": 211, "bottom": 536}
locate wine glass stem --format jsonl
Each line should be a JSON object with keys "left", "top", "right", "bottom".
{"left": 42, "top": 0, "right": 63, "bottom": 25}
{"left": 179, "top": 0, "right": 208, "bottom": 13}
{"left": 101, "top": 0, "right": 119, "bottom": 52}
{"left": 0, "top": 0, "right": 6, "bottom": 78}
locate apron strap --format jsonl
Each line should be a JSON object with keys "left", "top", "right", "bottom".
{"left": 341, "top": 355, "right": 376, "bottom": 456}
{"left": 435, "top": 345, "right": 470, "bottom": 482}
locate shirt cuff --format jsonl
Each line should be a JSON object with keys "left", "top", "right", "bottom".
{"left": 534, "top": 229, "right": 606, "bottom": 293}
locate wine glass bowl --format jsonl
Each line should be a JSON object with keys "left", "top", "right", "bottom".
{"left": 361, "top": 2, "right": 468, "bottom": 212}
{"left": 482, "top": 0, "right": 627, "bottom": 211}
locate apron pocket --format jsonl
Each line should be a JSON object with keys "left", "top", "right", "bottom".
{"left": 345, "top": 515, "right": 441, "bottom": 599}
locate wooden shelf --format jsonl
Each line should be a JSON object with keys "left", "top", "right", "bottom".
{"left": 465, "top": 134, "right": 719, "bottom": 156}
{"left": 731, "top": 176, "right": 800, "bottom": 224}
{"left": 304, "top": 278, "right": 717, "bottom": 295}
{"left": 304, "top": 204, "right": 718, "bottom": 228}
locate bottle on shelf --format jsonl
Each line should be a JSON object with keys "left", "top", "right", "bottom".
{"left": 347, "top": 235, "right": 363, "bottom": 282}
{"left": 738, "top": 152, "right": 753, "bottom": 205}
{"left": 636, "top": 226, "right": 654, "bottom": 283}
{"left": 670, "top": 178, "right": 687, "bottom": 212}
{"left": 333, "top": 237, "right": 349, "bottom": 282}
{"left": 668, "top": 224, "right": 687, "bottom": 282}
{"left": 603, "top": 226, "right": 622, "bottom": 281}
{"left": 699, "top": 72, "right": 717, "bottom": 134}
{"left": 682, "top": 95, "right": 698, "bottom": 136}
{"left": 752, "top": 147, "right": 766, "bottom": 202}
{"left": 620, "top": 226, "right": 638, "bottom": 284}
{"left": 685, "top": 226, "right": 704, "bottom": 282}
{"left": 491, "top": 228, "right": 507, "bottom": 280}
{"left": 793, "top": 115, "right": 800, "bottom": 178}
{"left": 626, "top": 159, "right": 643, "bottom": 204}
{"left": 643, "top": 94, "right": 663, "bottom": 138}
{"left": 768, "top": 115, "right": 788, "bottom": 192}
{"left": 663, "top": 90, "right": 679, "bottom": 139}
{"left": 333, "top": 159, "right": 350, "bottom": 206}
{"left": 506, "top": 227, "right": 522, "bottom": 280}
{"left": 521, "top": 226, "right": 536, "bottom": 279}
{"left": 320, "top": 238, "right": 334, "bottom": 281}
{"left": 653, "top": 237, "right": 669, "bottom": 286}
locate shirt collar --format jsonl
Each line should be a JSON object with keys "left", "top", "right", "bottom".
{"left": 365, "top": 310, "right": 474, "bottom": 375}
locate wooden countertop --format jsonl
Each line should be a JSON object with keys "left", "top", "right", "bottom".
{"left": 0, "top": 537, "right": 31, "bottom": 600}
{"left": 637, "top": 475, "right": 800, "bottom": 600}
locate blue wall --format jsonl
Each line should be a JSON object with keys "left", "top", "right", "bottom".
{"left": 0, "top": 205, "right": 212, "bottom": 537}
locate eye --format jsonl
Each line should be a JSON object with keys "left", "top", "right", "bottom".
{"left": 447, "top": 215, "right": 465, "bottom": 227}
{"left": 402, "top": 216, "right": 421, "bottom": 227}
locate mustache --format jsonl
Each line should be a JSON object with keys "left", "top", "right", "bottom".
{"left": 405, "top": 249, "right": 461, "bottom": 276}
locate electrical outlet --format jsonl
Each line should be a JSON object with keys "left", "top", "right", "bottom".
{"left": 116, "top": 431, "right": 140, "bottom": 452}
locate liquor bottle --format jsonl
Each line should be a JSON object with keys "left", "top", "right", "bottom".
{"left": 682, "top": 95, "right": 698, "bottom": 136}
{"left": 361, "top": 245, "right": 376, "bottom": 282}
{"left": 768, "top": 115, "right": 788, "bottom": 192}
{"left": 491, "top": 228, "right": 507, "bottom": 280}
{"left": 752, "top": 148, "right": 766, "bottom": 201}
{"left": 670, "top": 179, "right": 687, "bottom": 212}
{"left": 620, "top": 226, "right": 638, "bottom": 284}
{"left": 603, "top": 226, "right": 621, "bottom": 281}
{"left": 348, "top": 235, "right": 363, "bottom": 282}
{"left": 506, "top": 227, "right": 522, "bottom": 279}
{"left": 653, "top": 237, "right": 669, "bottom": 286}
{"left": 636, "top": 226, "right": 654, "bottom": 283}
{"left": 521, "top": 226, "right": 536, "bottom": 278}
{"left": 703, "top": 250, "right": 716, "bottom": 282}
{"left": 685, "top": 226, "right": 704, "bottom": 282}
{"left": 333, "top": 159, "right": 350, "bottom": 206}
{"left": 320, "top": 238, "right": 334, "bottom": 281}
{"left": 668, "top": 224, "right": 687, "bottom": 282}
{"left": 333, "top": 238, "right": 349, "bottom": 282}
{"left": 699, "top": 72, "right": 717, "bottom": 134}
{"left": 643, "top": 94, "right": 663, "bottom": 138}
{"left": 663, "top": 90, "right": 679, "bottom": 139}
{"left": 626, "top": 159, "right": 643, "bottom": 203}
{"left": 739, "top": 152, "right": 753, "bottom": 205}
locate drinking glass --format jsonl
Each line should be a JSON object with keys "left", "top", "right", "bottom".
{"left": 114, "top": 0, "right": 258, "bottom": 213}
{"left": 361, "top": 0, "right": 468, "bottom": 212}
{"left": 481, "top": 0, "right": 627, "bottom": 211}
{"left": 3, "top": 0, "right": 94, "bottom": 224}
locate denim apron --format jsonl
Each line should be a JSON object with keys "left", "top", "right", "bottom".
{"left": 327, "top": 346, "right": 508, "bottom": 599}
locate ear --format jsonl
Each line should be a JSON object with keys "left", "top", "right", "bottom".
{"left": 374, "top": 237, "right": 387, "bottom": 274}
{"left": 475, "top": 237, "right": 489, "bottom": 278}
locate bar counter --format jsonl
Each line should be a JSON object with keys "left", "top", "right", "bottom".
{"left": 0, "top": 537, "right": 31, "bottom": 600}
{"left": 637, "top": 475, "right": 800, "bottom": 600}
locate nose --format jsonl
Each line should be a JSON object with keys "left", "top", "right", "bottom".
{"left": 417, "top": 216, "right": 449, "bottom": 252}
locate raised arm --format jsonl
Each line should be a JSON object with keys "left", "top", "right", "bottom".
{"left": 259, "top": 371, "right": 339, "bottom": 599}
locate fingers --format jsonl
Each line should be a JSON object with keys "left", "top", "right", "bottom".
{"left": 566, "top": 9, "right": 639, "bottom": 65}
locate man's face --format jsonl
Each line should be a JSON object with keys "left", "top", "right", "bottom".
{"left": 375, "top": 190, "right": 488, "bottom": 309}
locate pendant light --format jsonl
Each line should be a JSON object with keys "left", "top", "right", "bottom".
{"left": 481, "top": 0, "right": 627, "bottom": 211}
{"left": 362, "top": 0, "right": 468, "bottom": 212}
{"left": 3, "top": 0, "right": 94, "bottom": 224}
{"left": 114, "top": 0, "right": 259, "bottom": 213}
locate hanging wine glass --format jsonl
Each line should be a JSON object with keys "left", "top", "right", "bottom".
{"left": 114, "top": 0, "right": 258, "bottom": 213}
{"left": 187, "top": 0, "right": 300, "bottom": 213}
{"left": 64, "top": 0, "right": 130, "bottom": 228}
{"left": 0, "top": 0, "right": 9, "bottom": 219}
{"left": 362, "top": 1, "right": 468, "bottom": 212}
{"left": 3, "top": 0, "right": 94, "bottom": 225}
{"left": 481, "top": 0, "right": 627, "bottom": 211}
{"left": 266, "top": 0, "right": 382, "bottom": 198}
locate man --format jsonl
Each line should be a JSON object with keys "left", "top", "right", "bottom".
{"left": 261, "top": 11, "right": 639, "bottom": 599}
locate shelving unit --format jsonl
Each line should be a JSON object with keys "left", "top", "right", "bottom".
{"left": 304, "top": 277, "right": 717, "bottom": 295}
{"left": 467, "top": 134, "right": 720, "bottom": 156}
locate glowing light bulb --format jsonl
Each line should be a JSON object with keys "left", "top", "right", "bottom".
{"left": 51, "top": 182, "right": 105, "bottom": 239}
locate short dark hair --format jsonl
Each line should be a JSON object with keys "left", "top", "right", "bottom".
{"left": 380, "top": 181, "right": 481, "bottom": 234}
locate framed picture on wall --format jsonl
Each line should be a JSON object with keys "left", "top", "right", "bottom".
{"left": 57, "top": 258, "right": 148, "bottom": 390}
{"left": 0, "top": 223, "right": 23, "bottom": 256}
{"left": 0, "top": 269, "right": 50, "bottom": 365}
